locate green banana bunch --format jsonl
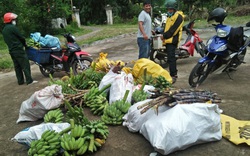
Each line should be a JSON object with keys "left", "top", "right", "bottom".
{"left": 132, "top": 89, "right": 148, "bottom": 104}
{"left": 28, "top": 130, "right": 61, "bottom": 156}
{"left": 70, "top": 124, "right": 87, "bottom": 138}
{"left": 101, "top": 90, "right": 131, "bottom": 125}
{"left": 26, "top": 38, "right": 41, "bottom": 48}
{"left": 65, "top": 101, "right": 90, "bottom": 125}
{"left": 44, "top": 108, "right": 64, "bottom": 123}
{"left": 83, "top": 84, "right": 111, "bottom": 106}
{"left": 153, "top": 75, "right": 172, "bottom": 91}
{"left": 86, "top": 94, "right": 109, "bottom": 116}
{"left": 85, "top": 120, "right": 109, "bottom": 140}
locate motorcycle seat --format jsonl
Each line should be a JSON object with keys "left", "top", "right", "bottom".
{"left": 50, "top": 47, "right": 62, "bottom": 52}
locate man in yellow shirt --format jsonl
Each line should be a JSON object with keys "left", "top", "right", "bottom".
{"left": 161, "top": 0, "right": 184, "bottom": 83}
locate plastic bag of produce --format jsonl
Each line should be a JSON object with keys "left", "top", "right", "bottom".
{"left": 16, "top": 85, "right": 64, "bottom": 123}
{"left": 109, "top": 71, "right": 134, "bottom": 104}
{"left": 132, "top": 58, "right": 172, "bottom": 84}
{"left": 99, "top": 68, "right": 119, "bottom": 93}
{"left": 140, "top": 103, "right": 222, "bottom": 155}
{"left": 11, "top": 122, "right": 70, "bottom": 146}
{"left": 122, "top": 99, "right": 170, "bottom": 132}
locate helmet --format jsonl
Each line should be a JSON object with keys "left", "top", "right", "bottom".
{"left": 3, "top": 12, "right": 18, "bottom": 23}
{"left": 165, "top": 0, "right": 178, "bottom": 10}
{"left": 207, "top": 8, "right": 227, "bottom": 23}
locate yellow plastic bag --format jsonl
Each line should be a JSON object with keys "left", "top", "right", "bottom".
{"left": 91, "top": 52, "right": 111, "bottom": 72}
{"left": 220, "top": 114, "right": 250, "bottom": 145}
{"left": 132, "top": 58, "right": 172, "bottom": 83}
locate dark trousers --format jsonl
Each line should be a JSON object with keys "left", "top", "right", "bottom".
{"left": 165, "top": 44, "right": 178, "bottom": 76}
{"left": 10, "top": 52, "right": 33, "bottom": 85}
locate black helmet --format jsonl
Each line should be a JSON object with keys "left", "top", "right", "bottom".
{"left": 207, "top": 8, "right": 227, "bottom": 23}
{"left": 165, "top": 0, "right": 178, "bottom": 10}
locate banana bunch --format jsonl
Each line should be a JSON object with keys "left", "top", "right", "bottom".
{"left": 101, "top": 99, "right": 131, "bottom": 125}
{"left": 85, "top": 120, "right": 109, "bottom": 139}
{"left": 132, "top": 89, "right": 148, "bottom": 104}
{"left": 61, "top": 133, "right": 85, "bottom": 155}
{"left": 70, "top": 124, "right": 86, "bottom": 138}
{"left": 83, "top": 84, "right": 111, "bottom": 106}
{"left": 86, "top": 94, "right": 109, "bottom": 116}
{"left": 87, "top": 80, "right": 98, "bottom": 88}
{"left": 44, "top": 108, "right": 64, "bottom": 123}
{"left": 26, "top": 38, "right": 41, "bottom": 48}
{"left": 65, "top": 101, "right": 90, "bottom": 125}
{"left": 28, "top": 130, "right": 61, "bottom": 156}
{"left": 153, "top": 75, "right": 172, "bottom": 91}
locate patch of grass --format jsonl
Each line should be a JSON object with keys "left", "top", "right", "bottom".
{"left": 78, "top": 24, "right": 137, "bottom": 45}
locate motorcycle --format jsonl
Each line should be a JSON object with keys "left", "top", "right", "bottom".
{"left": 152, "top": 11, "right": 168, "bottom": 28}
{"left": 188, "top": 22, "right": 250, "bottom": 87}
{"left": 27, "top": 29, "right": 93, "bottom": 77}
{"left": 150, "top": 19, "right": 206, "bottom": 68}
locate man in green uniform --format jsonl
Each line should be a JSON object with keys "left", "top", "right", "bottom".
{"left": 2, "top": 12, "right": 37, "bottom": 85}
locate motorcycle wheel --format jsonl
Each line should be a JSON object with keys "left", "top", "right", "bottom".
{"left": 39, "top": 66, "right": 54, "bottom": 77}
{"left": 149, "top": 48, "right": 168, "bottom": 68}
{"left": 195, "top": 42, "right": 207, "bottom": 57}
{"left": 72, "top": 57, "right": 93, "bottom": 75}
{"left": 189, "top": 62, "right": 210, "bottom": 87}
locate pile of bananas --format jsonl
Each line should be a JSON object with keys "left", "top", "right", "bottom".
{"left": 83, "top": 84, "right": 111, "bottom": 115}
{"left": 85, "top": 120, "right": 109, "bottom": 140}
{"left": 61, "top": 120, "right": 108, "bottom": 155}
{"left": 101, "top": 99, "right": 131, "bottom": 125}
{"left": 86, "top": 94, "right": 109, "bottom": 116}
{"left": 132, "top": 84, "right": 149, "bottom": 104}
{"left": 26, "top": 38, "right": 41, "bottom": 49}
{"left": 44, "top": 108, "right": 64, "bottom": 123}
{"left": 28, "top": 130, "right": 61, "bottom": 156}
{"left": 153, "top": 75, "right": 172, "bottom": 91}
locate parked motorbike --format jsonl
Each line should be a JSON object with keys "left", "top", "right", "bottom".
{"left": 27, "top": 28, "right": 93, "bottom": 77}
{"left": 188, "top": 21, "right": 250, "bottom": 87}
{"left": 152, "top": 11, "right": 167, "bottom": 28}
{"left": 150, "top": 20, "right": 206, "bottom": 68}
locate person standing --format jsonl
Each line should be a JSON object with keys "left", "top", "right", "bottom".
{"left": 137, "top": 0, "right": 152, "bottom": 59}
{"left": 160, "top": 0, "right": 184, "bottom": 83}
{"left": 2, "top": 12, "right": 37, "bottom": 85}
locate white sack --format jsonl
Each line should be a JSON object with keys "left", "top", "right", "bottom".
{"left": 11, "top": 122, "right": 70, "bottom": 146}
{"left": 99, "top": 69, "right": 118, "bottom": 93}
{"left": 109, "top": 71, "right": 134, "bottom": 104}
{"left": 123, "top": 99, "right": 170, "bottom": 132}
{"left": 16, "top": 85, "right": 64, "bottom": 123}
{"left": 140, "top": 103, "right": 222, "bottom": 155}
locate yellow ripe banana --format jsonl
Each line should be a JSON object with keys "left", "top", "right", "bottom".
{"left": 95, "top": 138, "right": 105, "bottom": 145}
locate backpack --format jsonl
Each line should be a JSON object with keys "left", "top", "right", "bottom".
{"left": 227, "top": 27, "right": 244, "bottom": 52}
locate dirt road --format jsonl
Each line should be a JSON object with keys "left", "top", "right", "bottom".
{"left": 0, "top": 30, "right": 250, "bottom": 156}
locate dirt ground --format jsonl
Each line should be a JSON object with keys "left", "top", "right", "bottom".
{"left": 0, "top": 29, "right": 250, "bottom": 156}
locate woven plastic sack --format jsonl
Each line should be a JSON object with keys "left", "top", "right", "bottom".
{"left": 132, "top": 58, "right": 172, "bottom": 84}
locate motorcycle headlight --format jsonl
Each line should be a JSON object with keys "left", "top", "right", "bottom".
{"left": 216, "top": 44, "right": 227, "bottom": 52}
{"left": 217, "top": 28, "right": 229, "bottom": 37}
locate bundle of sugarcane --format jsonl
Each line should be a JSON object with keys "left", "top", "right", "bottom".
{"left": 63, "top": 85, "right": 89, "bottom": 107}
{"left": 137, "top": 88, "right": 221, "bottom": 114}
{"left": 137, "top": 95, "right": 172, "bottom": 115}
{"left": 168, "top": 89, "right": 222, "bottom": 107}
